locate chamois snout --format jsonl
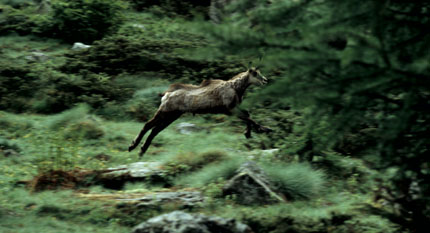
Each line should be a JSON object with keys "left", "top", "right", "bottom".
{"left": 249, "top": 68, "right": 268, "bottom": 86}
{"left": 261, "top": 76, "right": 268, "bottom": 85}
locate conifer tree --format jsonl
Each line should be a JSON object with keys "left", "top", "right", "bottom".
{"left": 206, "top": 0, "right": 430, "bottom": 230}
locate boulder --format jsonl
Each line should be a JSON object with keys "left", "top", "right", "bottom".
{"left": 132, "top": 211, "right": 253, "bottom": 233}
{"left": 72, "top": 42, "right": 91, "bottom": 50}
{"left": 223, "top": 161, "right": 286, "bottom": 204}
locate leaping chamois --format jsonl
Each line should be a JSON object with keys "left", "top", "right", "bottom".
{"left": 128, "top": 67, "right": 272, "bottom": 157}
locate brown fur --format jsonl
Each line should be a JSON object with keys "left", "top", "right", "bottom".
{"left": 129, "top": 68, "right": 270, "bottom": 157}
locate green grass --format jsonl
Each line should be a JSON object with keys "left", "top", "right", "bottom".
{"left": 173, "top": 156, "right": 245, "bottom": 188}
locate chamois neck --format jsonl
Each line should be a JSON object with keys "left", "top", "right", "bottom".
{"left": 229, "top": 72, "right": 251, "bottom": 100}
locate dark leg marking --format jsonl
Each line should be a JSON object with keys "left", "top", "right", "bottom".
{"left": 139, "top": 112, "right": 182, "bottom": 157}
{"left": 129, "top": 111, "right": 162, "bottom": 152}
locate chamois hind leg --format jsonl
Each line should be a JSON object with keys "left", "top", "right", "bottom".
{"left": 139, "top": 112, "right": 182, "bottom": 157}
{"left": 128, "top": 110, "right": 162, "bottom": 152}
{"left": 236, "top": 110, "right": 273, "bottom": 138}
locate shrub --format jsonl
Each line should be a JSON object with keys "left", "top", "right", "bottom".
{"left": 61, "top": 33, "right": 243, "bottom": 81}
{"left": 46, "top": 0, "right": 126, "bottom": 43}
{"left": 262, "top": 162, "right": 326, "bottom": 200}
{"left": 0, "top": 59, "right": 129, "bottom": 113}
{"left": 129, "top": 0, "right": 210, "bottom": 17}
{"left": 0, "top": 4, "right": 37, "bottom": 35}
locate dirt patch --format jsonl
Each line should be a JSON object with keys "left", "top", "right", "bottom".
{"left": 26, "top": 168, "right": 119, "bottom": 192}
{"left": 27, "top": 169, "right": 90, "bottom": 191}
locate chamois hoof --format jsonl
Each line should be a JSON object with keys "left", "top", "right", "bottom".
{"left": 244, "top": 131, "right": 252, "bottom": 139}
{"left": 128, "top": 142, "right": 137, "bottom": 152}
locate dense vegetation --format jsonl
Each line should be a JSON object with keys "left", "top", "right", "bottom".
{"left": 0, "top": 0, "right": 428, "bottom": 232}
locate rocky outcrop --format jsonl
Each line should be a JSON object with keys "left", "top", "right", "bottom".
{"left": 99, "top": 162, "right": 166, "bottom": 189}
{"left": 132, "top": 211, "right": 253, "bottom": 233}
{"left": 223, "top": 161, "right": 286, "bottom": 204}
{"left": 79, "top": 190, "right": 205, "bottom": 209}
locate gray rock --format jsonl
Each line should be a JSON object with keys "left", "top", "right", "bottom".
{"left": 25, "top": 52, "right": 49, "bottom": 62}
{"left": 101, "top": 162, "right": 164, "bottom": 180}
{"left": 72, "top": 42, "right": 91, "bottom": 50}
{"left": 119, "top": 191, "right": 204, "bottom": 208}
{"left": 223, "top": 161, "right": 286, "bottom": 204}
{"left": 132, "top": 211, "right": 253, "bottom": 233}
{"left": 176, "top": 122, "right": 201, "bottom": 135}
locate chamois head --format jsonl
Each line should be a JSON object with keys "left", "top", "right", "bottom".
{"left": 247, "top": 67, "right": 267, "bottom": 86}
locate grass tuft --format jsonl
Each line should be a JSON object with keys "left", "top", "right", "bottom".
{"left": 262, "top": 162, "right": 326, "bottom": 200}
{"left": 48, "top": 104, "right": 91, "bottom": 130}
{"left": 173, "top": 156, "right": 245, "bottom": 188}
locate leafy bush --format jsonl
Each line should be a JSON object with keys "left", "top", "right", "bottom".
{"left": 46, "top": 0, "right": 126, "bottom": 43}
{"left": 262, "top": 162, "right": 326, "bottom": 200}
{"left": 0, "top": 4, "right": 37, "bottom": 35}
{"left": 0, "top": 57, "right": 130, "bottom": 113}
{"left": 129, "top": 0, "right": 210, "bottom": 17}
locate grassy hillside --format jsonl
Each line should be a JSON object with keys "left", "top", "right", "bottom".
{"left": 1, "top": 0, "right": 423, "bottom": 232}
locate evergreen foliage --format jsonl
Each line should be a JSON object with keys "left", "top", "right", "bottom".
{"left": 205, "top": 0, "right": 430, "bottom": 230}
